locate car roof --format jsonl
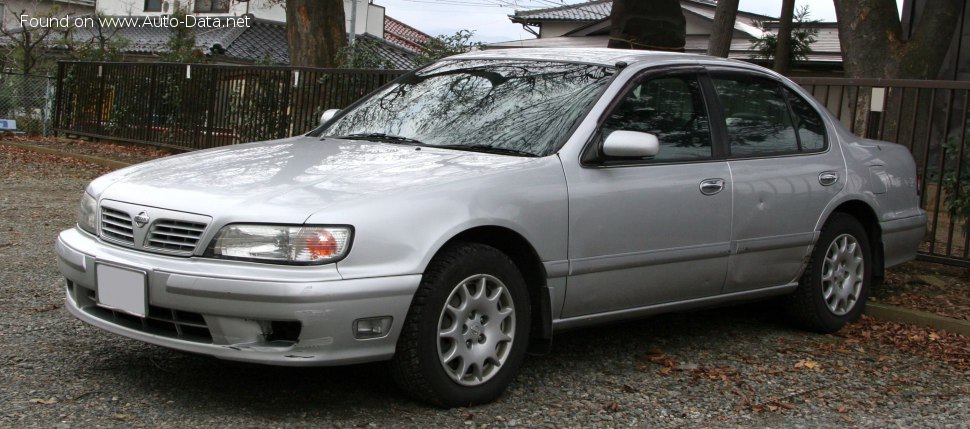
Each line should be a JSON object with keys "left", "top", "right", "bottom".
{"left": 449, "top": 48, "right": 745, "bottom": 68}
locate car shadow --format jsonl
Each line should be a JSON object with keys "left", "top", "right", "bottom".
{"left": 83, "top": 300, "right": 798, "bottom": 415}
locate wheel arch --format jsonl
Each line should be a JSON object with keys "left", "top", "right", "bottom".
{"left": 435, "top": 225, "right": 554, "bottom": 351}
{"left": 828, "top": 200, "right": 885, "bottom": 283}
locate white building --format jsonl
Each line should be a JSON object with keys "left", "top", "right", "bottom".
{"left": 94, "top": 0, "right": 387, "bottom": 38}
{"left": 1, "top": 0, "right": 94, "bottom": 30}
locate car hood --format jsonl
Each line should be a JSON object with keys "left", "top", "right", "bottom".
{"left": 94, "top": 136, "right": 540, "bottom": 223}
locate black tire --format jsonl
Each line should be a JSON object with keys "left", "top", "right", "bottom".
{"left": 390, "top": 242, "right": 531, "bottom": 408}
{"left": 787, "top": 213, "right": 872, "bottom": 333}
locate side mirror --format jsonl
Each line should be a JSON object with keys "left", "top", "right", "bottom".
{"left": 320, "top": 109, "right": 340, "bottom": 125}
{"left": 602, "top": 130, "right": 660, "bottom": 158}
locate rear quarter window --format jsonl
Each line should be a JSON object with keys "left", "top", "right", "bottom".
{"left": 785, "top": 88, "right": 827, "bottom": 152}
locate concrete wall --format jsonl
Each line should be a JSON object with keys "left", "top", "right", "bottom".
{"left": 538, "top": 21, "right": 581, "bottom": 38}
{"left": 343, "top": 0, "right": 383, "bottom": 37}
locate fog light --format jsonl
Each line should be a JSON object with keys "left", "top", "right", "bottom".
{"left": 353, "top": 316, "right": 392, "bottom": 339}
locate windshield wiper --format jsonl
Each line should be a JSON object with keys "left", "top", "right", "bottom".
{"left": 336, "top": 135, "right": 538, "bottom": 157}
{"left": 337, "top": 133, "right": 427, "bottom": 146}
{"left": 434, "top": 144, "right": 539, "bottom": 157}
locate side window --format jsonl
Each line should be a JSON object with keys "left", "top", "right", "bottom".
{"left": 145, "top": 0, "right": 162, "bottom": 12}
{"left": 601, "top": 75, "right": 712, "bottom": 161}
{"left": 785, "top": 88, "right": 827, "bottom": 151}
{"left": 712, "top": 76, "right": 798, "bottom": 157}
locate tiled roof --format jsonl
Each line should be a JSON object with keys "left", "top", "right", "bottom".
{"left": 384, "top": 16, "right": 432, "bottom": 52}
{"left": 7, "top": 17, "right": 256, "bottom": 59}
{"left": 55, "top": 0, "right": 95, "bottom": 6}
{"left": 221, "top": 20, "right": 288, "bottom": 64}
{"left": 511, "top": 0, "right": 611, "bottom": 23}
{"left": 354, "top": 33, "right": 423, "bottom": 69}
{"left": 5, "top": 15, "right": 422, "bottom": 68}
{"left": 487, "top": 23, "right": 844, "bottom": 65}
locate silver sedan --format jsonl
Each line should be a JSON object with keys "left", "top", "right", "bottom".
{"left": 56, "top": 48, "right": 926, "bottom": 407}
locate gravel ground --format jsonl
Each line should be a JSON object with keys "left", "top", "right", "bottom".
{"left": 2, "top": 144, "right": 969, "bottom": 428}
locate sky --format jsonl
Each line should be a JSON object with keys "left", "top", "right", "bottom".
{"left": 375, "top": 0, "right": 905, "bottom": 43}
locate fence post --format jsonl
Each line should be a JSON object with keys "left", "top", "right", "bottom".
{"left": 42, "top": 74, "right": 54, "bottom": 136}
{"left": 53, "top": 63, "right": 65, "bottom": 136}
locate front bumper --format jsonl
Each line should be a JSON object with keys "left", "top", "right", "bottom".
{"left": 56, "top": 228, "right": 421, "bottom": 366}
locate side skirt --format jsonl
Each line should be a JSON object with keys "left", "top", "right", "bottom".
{"left": 552, "top": 283, "right": 798, "bottom": 331}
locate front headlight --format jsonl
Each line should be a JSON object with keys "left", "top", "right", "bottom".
{"left": 77, "top": 192, "right": 98, "bottom": 235}
{"left": 206, "top": 224, "right": 352, "bottom": 265}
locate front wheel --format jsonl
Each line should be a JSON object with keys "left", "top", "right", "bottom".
{"left": 390, "top": 243, "right": 530, "bottom": 407}
{"left": 787, "top": 213, "right": 872, "bottom": 333}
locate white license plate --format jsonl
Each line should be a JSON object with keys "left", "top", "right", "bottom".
{"left": 96, "top": 264, "right": 147, "bottom": 317}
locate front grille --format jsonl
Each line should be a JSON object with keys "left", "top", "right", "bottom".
{"left": 83, "top": 289, "right": 212, "bottom": 343}
{"left": 100, "top": 207, "right": 134, "bottom": 244}
{"left": 97, "top": 201, "right": 210, "bottom": 256}
{"left": 148, "top": 220, "right": 207, "bottom": 253}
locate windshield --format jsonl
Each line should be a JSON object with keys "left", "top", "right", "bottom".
{"left": 319, "top": 60, "right": 616, "bottom": 156}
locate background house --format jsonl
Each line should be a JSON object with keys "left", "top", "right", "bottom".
{"left": 1, "top": 0, "right": 431, "bottom": 68}
{"left": 89, "top": 0, "right": 429, "bottom": 67}
{"left": 488, "top": 0, "right": 844, "bottom": 76}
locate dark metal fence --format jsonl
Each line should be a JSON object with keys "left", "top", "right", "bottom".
{"left": 792, "top": 77, "right": 970, "bottom": 267}
{"left": 53, "top": 61, "right": 406, "bottom": 150}
{"left": 49, "top": 64, "right": 970, "bottom": 267}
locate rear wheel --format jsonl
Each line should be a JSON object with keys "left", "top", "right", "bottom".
{"left": 787, "top": 213, "right": 872, "bottom": 333}
{"left": 390, "top": 243, "right": 530, "bottom": 407}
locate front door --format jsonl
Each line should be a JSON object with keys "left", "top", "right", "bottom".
{"left": 561, "top": 71, "right": 733, "bottom": 317}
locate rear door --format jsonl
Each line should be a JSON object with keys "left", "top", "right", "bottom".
{"left": 706, "top": 71, "right": 845, "bottom": 292}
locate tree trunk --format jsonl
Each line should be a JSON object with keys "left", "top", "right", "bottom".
{"left": 707, "top": 0, "right": 740, "bottom": 57}
{"left": 608, "top": 0, "right": 685, "bottom": 51}
{"left": 286, "top": 0, "right": 346, "bottom": 67}
{"left": 773, "top": 0, "right": 796, "bottom": 74}
{"left": 835, "top": 0, "right": 962, "bottom": 79}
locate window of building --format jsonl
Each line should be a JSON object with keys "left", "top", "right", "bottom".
{"left": 194, "top": 0, "right": 229, "bottom": 13}
{"left": 144, "top": 0, "right": 162, "bottom": 12}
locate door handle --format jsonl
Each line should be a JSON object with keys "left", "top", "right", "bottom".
{"left": 818, "top": 171, "right": 840, "bottom": 186}
{"left": 699, "top": 178, "right": 725, "bottom": 196}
